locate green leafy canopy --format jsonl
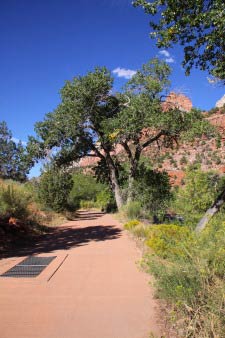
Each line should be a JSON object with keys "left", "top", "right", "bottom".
{"left": 133, "top": 0, "right": 225, "bottom": 82}
{"left": 0, "top": 121, "right": 31, "bottom": 182}
{"left": 28, "top": 58, "right": 213, "bottom": 209}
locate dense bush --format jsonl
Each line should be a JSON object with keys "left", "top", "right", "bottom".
{"left": 80, "top": 200, "right": 97, "bottom": 209}
{"left": 173, "top": 166, "right": 225, "bottom": 227}
{"left": 122, "top": 201, "right": 142, "bottom": 219}
{"left": 69, "top": 171, "right": 114, "bottom": 211}
{"left": 0, "top": 180, "right": 31, "bottom": 219}
{"left": 124, "top": 219, "right": 140, "bottom": 230}
{"left": 38, "top": 167, "right": 73, "bottom": 212}
{"left": 145, "top": 224, "right": 192, "bottom": 258}
{"left": 133, "top": 166, "right": 172, "bottom": 218}
{"left": 96, "top": 189, "right": 113, "bottom": 211}
{"left": 131, "top": 223, "right": 152, "bottom": 239}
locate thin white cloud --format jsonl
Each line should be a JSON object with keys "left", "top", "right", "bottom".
{"left": 112, "top": 67, "right": 136, "bottom": 79}
{"left": 12, "top": 137, "right": 27, "bottom": 146}
{"left": 159, "top": 49, "right": 175, "bottom": 63}
{"left": 165, "top": 57, "right": 175, "bottom": 63}
{"left": 159, "top": 50, "right": 170, "bottom": 58}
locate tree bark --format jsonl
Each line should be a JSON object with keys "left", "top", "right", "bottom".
{"left": 195, "top": 187, "right": 225, "bottom": 233}
{"left": 91, "top": 140, "right": 123, "bottom": 209}
{"left": 105, "top": 153, "right": 123, "bottom": 209}
{"left": 127, "top": 158, "right": 139, "bottom": 203}
{"left": 121, "top": 141, "right": 142, "bottom": 204}
{"left": 127, "top": 175, "right": 135, "bottom": 203}
{"left": 127, "top": 145, "right": 142, "bottom": 203}
{"left": 109, "top": 165, "right": 123, "bottom": 209}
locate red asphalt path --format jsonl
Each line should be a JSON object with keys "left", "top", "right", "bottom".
{"left": 0, "top": 211, "right": 162, "bottom": 338}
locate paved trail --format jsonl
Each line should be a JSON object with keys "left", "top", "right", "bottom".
{"left": 0, "top": 211, "right": 162, "bottom": 338}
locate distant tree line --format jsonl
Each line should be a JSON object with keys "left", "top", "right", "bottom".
{"left": 0, "top": 121, "right": 31, "bottom": 182}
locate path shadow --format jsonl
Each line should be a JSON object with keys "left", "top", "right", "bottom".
{"left": 0, "top": 223, "right": 122, "bottom": 259}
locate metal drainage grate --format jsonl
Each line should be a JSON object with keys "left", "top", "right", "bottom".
{"left": 1, "top": 256, "right": 56, "bottom": 278}
{"left": 18, "top": 256, "right": 56, "bottom": 266}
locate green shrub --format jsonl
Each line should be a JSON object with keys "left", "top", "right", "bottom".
{"left": 124, "top": 219, "right": 140, "bottom": 230}
{"left": 133, "top": 166, "right": 172, "bottom": 217}
{"left": 216, "top": 135, "right": 222, "bottom": 148}
{"left": 172, "top": 167, "right": 225, "bottom": 227}
{"left": 131, "top": 224, "right": 151, "bottom": 238}
{"left": 38, "top": 167, "right": 73, "bottom": 212}
{"left": 145, "top": 224, "right": 192, "bottom": 258}
{"left": 69, "top": 171, "right": 111, "bottom": 209}
{"left": 180, "top": 155, "right": 188, "bottom": 165}
{"left": 96, "top": 188, "right": 115, "bottom": 211}
{"left": 80, "top": 200, "right": 97, "bottom": 209}
{"left": 124, "top": 201, "right": 142, "bottom": 219}
{"left": 149, "top": 258, "right": 201, "bottom": 304}
{"left": 199, "top": 218, "right": 225, "bottom": 278}
{"left": 0, "top": 181, "right": 31, "bottom": 219}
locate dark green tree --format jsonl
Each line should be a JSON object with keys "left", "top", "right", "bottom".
{"left": 133, "top": 165, "right": 172, "bottom": 217}
{"left": 0, "top": 121, "right": 30, "bottom": 181}
{"left": 133, "top": 0, "right": 225, "bottom": 82}
{"left": 28, "top": 59, "right": 211, "bottom": 209}
{"left": 38, "top": 167, "right": 73, "bottom": 212}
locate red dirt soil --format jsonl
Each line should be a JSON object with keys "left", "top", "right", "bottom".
{"left": 0, "top": 211, "right": 163, "bottom": 338}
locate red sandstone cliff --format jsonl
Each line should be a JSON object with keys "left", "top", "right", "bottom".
{"left": 162, "top": 92, "right": 193, "bottom": 112}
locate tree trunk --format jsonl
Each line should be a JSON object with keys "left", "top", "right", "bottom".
{"left": 105, "top": 154, "right": 123, "bottom": 209}
{"left": 127, "top": 161, "right": 138, "bottom": 203}
{"left": 110, "top": 166, "right": 123, "bottom": 209}
{"left": 126, "top": 150, "right": 140, "bottom": 204}
{"left": 195, "top": 187, "right": 225, "bottom": 233}
{"left": 127, "top": 174, "right": 134, "bottom": 203}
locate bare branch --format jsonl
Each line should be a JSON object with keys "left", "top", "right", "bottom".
{"left": 121, "top": 95, "right": 131, "bottom": 107}
{"left": 90, "top": 144, "right": 105, "bottom": 161}
{"left": 141, "top": 130, "right": 165, "bottom": 149}
{"left": 121, "top": 141, "right": 133, "bottom": 161}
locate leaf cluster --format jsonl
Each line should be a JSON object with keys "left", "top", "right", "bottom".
{"left": 30, "top": 67, "right": 118, "bottom": 166}
{"left": 38, "top": 166, "right": 73, "bottom": 212}
{"left": 133, "top": 165, "right": 172, "bottom": 216}
{"left": 173, "top": 166, "right": 225, "bottom": 225}
{"left": 133, "top": 0, "right": 225, "bottom": 82}
{"left": 0, "top": 121, "right": 30, "bottom": 181}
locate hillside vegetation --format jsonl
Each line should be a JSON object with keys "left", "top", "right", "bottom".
{"left": 122, "top": 167, "right": 225, "bottom": 338}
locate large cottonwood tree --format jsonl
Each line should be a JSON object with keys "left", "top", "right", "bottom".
{"left": 28, "top": 59, "right": 210, "bottom": 209}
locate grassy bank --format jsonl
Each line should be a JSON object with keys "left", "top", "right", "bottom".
{"left": 123, "top": 216, "right": 225, "bottom": 337}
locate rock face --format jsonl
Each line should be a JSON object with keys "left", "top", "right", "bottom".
{"left": 216, "top": 94, "right": 225, "bottom": 108}
{"left": 207, "top": 113, "right": 225, "bottom": 132}
{"left": 162, "top": 92, "right": 193, "bottom": 112}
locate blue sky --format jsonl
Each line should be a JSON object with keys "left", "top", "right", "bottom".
{"left": 0, "top": 0, "right": 224, "bottom": 176}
